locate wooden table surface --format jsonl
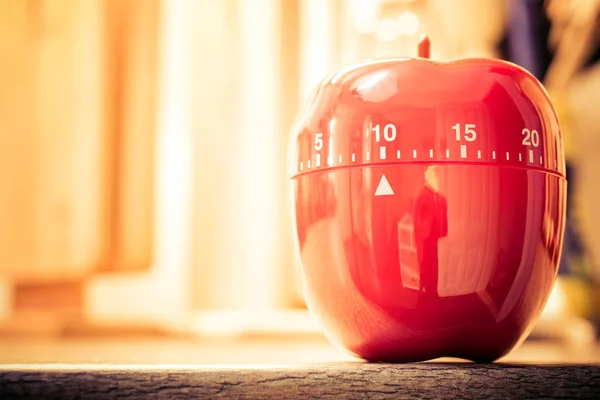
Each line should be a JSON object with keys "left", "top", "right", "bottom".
{"left": 1, "top": 336, "right": 599, "bottom": 399}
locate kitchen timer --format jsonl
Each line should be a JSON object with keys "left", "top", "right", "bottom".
{"left": 288, "top": 38, "right": 567, "bottom": 362}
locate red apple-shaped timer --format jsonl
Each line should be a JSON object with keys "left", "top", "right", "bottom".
{"left": 288, "top": 38, "right": 566, "bottom": 362}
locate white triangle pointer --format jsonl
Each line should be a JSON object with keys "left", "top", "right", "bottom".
{"left": 374, "top": 174, "right": 394, "bottom": 196}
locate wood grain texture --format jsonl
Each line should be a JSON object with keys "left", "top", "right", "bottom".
{"left": 1, "top": 363, "right": 599, "bottom": 399}
{"left": 0, "top": 0, "right": 106, "bottom": 280}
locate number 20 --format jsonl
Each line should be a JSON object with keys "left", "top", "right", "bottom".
{"left": 522, "top": 128, "right": 539, "bottom": 147}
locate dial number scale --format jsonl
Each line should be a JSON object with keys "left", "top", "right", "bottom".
{"left": 296, "top": 122, "right": 558, "bottom": 174}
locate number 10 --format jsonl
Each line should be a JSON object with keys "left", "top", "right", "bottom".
{"left": 372, "top": 124, "right": 397, "bottom": 142}
{"left": 452, "top": 123, "right": 477, "bottom": 142}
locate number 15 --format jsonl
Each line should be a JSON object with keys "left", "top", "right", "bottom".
{"left": 452, "top": 123, "right": 477, "bottom": 142}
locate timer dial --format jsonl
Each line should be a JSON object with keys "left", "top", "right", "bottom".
{"left": 289, "top": 58, "right": 564, "bottom": 180}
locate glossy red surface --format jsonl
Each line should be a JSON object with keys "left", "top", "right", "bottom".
{"left": 288, "top": 58, "right": 567, "bottom": 362}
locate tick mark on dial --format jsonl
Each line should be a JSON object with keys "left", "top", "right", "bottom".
{"left": 397, "top": 150, "right": 401, "bottom": 159}
{"left": 339, "top": 154, "right": 342, "bottom": 164}
{"left": 366, "top": 151, "right": 370, "bottom": 161}
{"left": 327, "top": 156, "right": 332, "bottom": 166}
{"left": 308, "top": 160, "right": 311, "bottom": 168}
{"left": 316, "top": 154, "right": 321, "bottom": 167}
{"left": 429, "top": 149, "right": 434, "bottom": 158}
{"left": 529, "top": 149, "right": 534, "bottom": 163}
{"left": 445, "top": 149, "right": 450, "bottom": 158}
{"left": 352, "top": 153, "right": 356, "bottom": 162}
{"left": 477, "top": 150, "right": 481, "bottom": 159}
{"left": 519, "top": 153, "right": 522, "bottom": 162}
{"left": 460, "top": 145, "right": 467, "bottom": 159}
{"left": 492, "top": 150, "right": 496, "bottom": 160}
{"left": 506, "top": 152, "right": 510, "bottom": 160}
{"left": 413, "top": 149, "right": 417, "bottom": 158}
{"left": 380, "top": 147, "right": 386, "bottom": 160}
{"left": 300, "top": 161, "right": 303, "bottom": 171}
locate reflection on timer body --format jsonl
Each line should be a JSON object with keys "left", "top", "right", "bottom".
{"left": 399, "top": 166, "right": 448, "bottom": 296}
{"left": 288, "top": 42, "right": 567, "bottom": 362}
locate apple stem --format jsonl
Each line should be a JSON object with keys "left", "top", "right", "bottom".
{"left": 418, "top": 35, "right": 430, "bottom": 59}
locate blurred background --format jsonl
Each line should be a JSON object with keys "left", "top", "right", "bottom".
{"left": 1, "top": 0, "right": 600, "bottom": 363}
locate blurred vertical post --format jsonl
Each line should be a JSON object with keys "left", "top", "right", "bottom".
{"left": 278, "top": 0, "right": 303, "bottom": 308}
{"left": 234, "top": 0, "right": 282, "bottom": 310}
{"left": 300, "top": 0, "right": 336, "bottom": 102}
{"left": 189, "top": 0, "right": 304, "bottom": 314}
{"left": 0, "top": 0, "right": 36, "bottom": 322}
{"left": 187, "top": 0, "right": 240, "bottom": 311}
{"left": 87, "top": 0, "right": 191, "bottom": 326}
{"left": 101, "top": 0, "right": 158, "bottom": 273}
{"left": 190, "top": 0, "right": 299, "bottom": 312}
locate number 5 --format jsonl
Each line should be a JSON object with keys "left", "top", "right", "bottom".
{"left": 465, "top": 124, "right": 476, "bottom": 141}
{"left": 314, "top": 133, "right": 323, "bottom": 151}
